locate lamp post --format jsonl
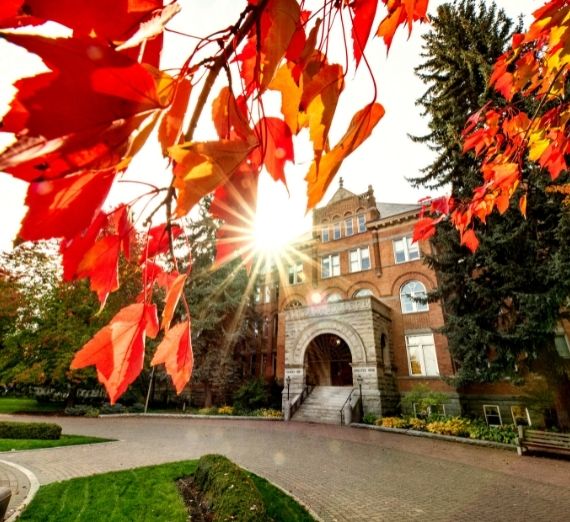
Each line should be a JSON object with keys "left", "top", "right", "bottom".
{"left": 357, "top": 375, "right": 363, "bottom": 419}
{"left": 286, "top": 375, "right": 291, "bottom": 401}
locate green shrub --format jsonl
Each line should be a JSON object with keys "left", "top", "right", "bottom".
{"left": 100, "top": 402, "right": 127, "bottom": 414}
{"left": 193, "top": 454, "right": 267, "bottom": 521}
{"left": 467, "top": 420, "right": 517, "bottom": 444}
{"left": 217, "top": 405, "right": 234, "bottom": 415}
{"left": 0, "top": 421, "right": 62, "bottom": 440}
{"left": 252, "top": 408, "right": 283, "bottom": 418}
{"left": 197, "top": 407, "right": 218, "bottom": 415}
{"left": 128, "top": 402, "right": 145, "bottom": 413}
{"left": 401, "top": 384, "right": 448, "bottom": 418}
{"left": 233, "top": 379, "right": 269, "bottom": 412}
{"left": 362, "top": 412, "right": 377, "bottom": 425}
{"left": 64, "top": 405, "right": 99, "bottom": 417}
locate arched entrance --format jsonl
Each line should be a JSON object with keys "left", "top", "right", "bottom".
{"left": 305, "top": 333, "right": 353, "bottom": 386}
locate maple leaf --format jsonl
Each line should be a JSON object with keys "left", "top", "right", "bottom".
{"left": 211, "top": 87, "right": 253, "bottom": 141}
{"left": 170, "top": 139, "right": 256, "bottom": 217}
{"left": 306, "top": 102, "right": 385, "bottom": 209}
{"left": 253, "top": 117, "right": 294, "bottom": 184}
{"left": 412, "top": 216, "right": 439, "bottom": 243}
{"left": 257, "top": 0, "right": 301, "bottom": 90}
{"left": 0, "top": 33, "right": 166, "bottom": 181}
{"left": 151, "top": 321, "right": 193, "bottom": 394}
{"left": 71, "top": 303, "right": 159, "bottom": 404}
{"left": 158, "top": 77, "right": 192, "bottom": 154}
{"left": 140, "top": 223, "right": 184, "bottom": 263}
{"left": 161, "top": 273, "right": 187, "bottom": 331}
{"left": 351, "top": 0, "right": 379, "bottom": 66}
{"left": 460, "top": 229, "right": 479, "bottom": 253}
{"left": 377, "top": 0, "right": 429, "bottom": 50}
{"left": 18, "top": 169, "right": 115, "bottom": 241}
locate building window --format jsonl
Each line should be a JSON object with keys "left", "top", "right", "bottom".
{"left": 405, "top": 334, "right": 439, "bottom": 376}
{"left": 349, "top": 247, "right": 371, "bottom": 272}
{"left": 288, "top": 262, "right": 304, "bottom": 285}
{"left": 353, "top": 288, "right": 374, "bottom": 298}
{"left": 322, "top": 226, "right": 329, "bottom": 243}
{"left": 264, "top": 286, "right": 271, "bottom": 303}
{"left": 254, "top": 286, "right": 261, "bottom": 304}
{"left": 333, "top": 222, "right": 341, "bottom": 240}
{"left": 326, "top": 293, "right": 342, "bottom": 303}
{"left": 357, "top": 214, "right": 366, "bottom": 233}
{"left": 511, "top": 405, "right": 531, "bottom": 426}
{"left": 321, "top": 254, "right": 340, "bottom": 278}
{"left": 284, "top": 299, "right": 303, "bottom": 310}
{"left": 400, "top": 281, "right": 428, "bottom": 313}
{"left": 393, "top": 236, "right": 420, "bottom": 264}
{"left": 345, "top": 217, "right": 354, "bottom": 236}
{"left": 555, "top": 330, "right": 570, "bottom": 358}
{"left": 483, "top": 405, "right": 502, "bottom": 426}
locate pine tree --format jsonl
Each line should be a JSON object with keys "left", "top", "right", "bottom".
{"left": 414, "top": 0, "right": 570, "bottom": 427}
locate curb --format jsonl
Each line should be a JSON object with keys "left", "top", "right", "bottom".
{"left": 0, "top": 460, "right": 40, "bottom": 522}
{"left": 351, "top": 423, "right": 516, "bottom": 451}
{"left": 98, "top": 413, "right": 284, "bottom": 421}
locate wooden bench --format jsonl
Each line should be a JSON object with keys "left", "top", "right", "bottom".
{"left": 516, "top": 426, "right": 570, "bottom": 456}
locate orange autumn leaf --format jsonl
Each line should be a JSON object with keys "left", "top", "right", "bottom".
{"left": 377, "top": 0, "right": 429, "bottom": 50}
{"left": 158, "top": 77, "right": 192, "bottom": 154}
{"left": 71, "top": 303, "right": 159, "bottom": 404}
{"left": 211, "top": 87, "right": 253, "bottom": 141}
{"left": 253, "top": 117, "right": 294, "bottom": 184}
{"left": 151, "top": 321, "right": 193, "bottom": 394}
{"left": 161, "top": 273, "right": 187, "bottom": 332}
{"left": 306, "top": 102, "right": 385, "bottom": 209}
{"left": 351, "top": 0, "right": 379, "bottom": 66}
{"left": 460, "top": 229, "right": 479, "bottom": 253}
{"left": 170, "top": 139, "right": 256, "bottom": 216}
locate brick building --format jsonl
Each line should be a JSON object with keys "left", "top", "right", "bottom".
{"left": 252, "top": 181, "right": 570, "bottom": 426}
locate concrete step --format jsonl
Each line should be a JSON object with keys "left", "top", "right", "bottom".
{"left": 292, "top": 386, "right": 355, "bottom": 424}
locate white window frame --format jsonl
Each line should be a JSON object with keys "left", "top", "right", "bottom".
{"left": 400, "top": 281, "right": 429, "bottom": 314}
{"left": 326, "top": 293, "right": 342, "bottom": 303}
{"left": 322, "top": 226, "right": 330, "bottom": 243}
{"left": 483, "top": 405, "right": 502, "bottom": 426}
{"left": 321, "top": 254, "right": 340, "bottom": 278}
{"left": 345, "top": 217, "right": 354, "bottom": 236}
{"left": 349, "top": 246, "right": 371, "bottom": 273}
{"left": 393, "top": 236, "right": 420, "bottom": 264}
{"left": 357, "top": 214, "right": 366, "bottom": 233}
{"left": 288, "top": 262, "right": 304, "bottom": 285}
{"left": 511, "top": 405, "right": 531, "bottom": 426}
{"left": 333, "top": 222, "right": 341, "bottom": 240}
{"left": 405, "top": 334, "right": 439, "bottom": 376}
{"left": 264, "top": 286, "right": 271, "bottom": 304}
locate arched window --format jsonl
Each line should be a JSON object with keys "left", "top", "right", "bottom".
{"left": 284, "top": 299, "right": 303, "bottom": 310}
{"left": 326, "top": 293, "right": 343, "bottom": 303}
{"left": 353, "top": 288, "right": 374, "bottom": 298}
{"left": 400, "top": 281, "right": 428, "bottom": 313}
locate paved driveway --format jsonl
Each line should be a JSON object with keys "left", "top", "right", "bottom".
{"left": 1, "top": 415, "right": 569, "bottom": 521}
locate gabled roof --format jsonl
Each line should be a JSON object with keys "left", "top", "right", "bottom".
{"left": 376, "top": 202, "right": 420, "bottom": 219}
{"left": 327, "top": 186, "right": 357, "bottom": 204}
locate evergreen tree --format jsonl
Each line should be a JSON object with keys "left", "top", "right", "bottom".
{"left": 180, "top": 200, "right": 258, "bottom": 407}
{"left": 414, "top": 0, "right": 570, "bottom": 427}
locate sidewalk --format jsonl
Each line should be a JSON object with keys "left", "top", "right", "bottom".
{"left": 0, "top": 459, "right": 37, "bottom": 522}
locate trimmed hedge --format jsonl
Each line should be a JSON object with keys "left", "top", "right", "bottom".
{"left": 0, "top": 421, "right": 62, "bottom": 440}
{"left": 193, "top": 454, "right": 267, "bottom": 521}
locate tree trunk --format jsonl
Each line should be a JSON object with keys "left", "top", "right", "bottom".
{"left": 203, "top": 382, "right": 212, "bottom": 408}
{"left": 65, "top": 384, "right": 78, "bottom": 408}
{"left": 554, "top": 376, "right": 570, "bottom": 430}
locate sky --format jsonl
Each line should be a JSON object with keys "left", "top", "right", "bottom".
{"left": 0, "top": 0, "right": 539, "bottom": 252}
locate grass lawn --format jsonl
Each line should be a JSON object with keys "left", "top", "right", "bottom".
{"left": 18, "top": 461, "right": 314, "bottom": 522}
{"left": 0, "top": 398, "right": 63, "bottom": 415}
{"left": 0, "top": 435, "right": 113, "bottom": 452}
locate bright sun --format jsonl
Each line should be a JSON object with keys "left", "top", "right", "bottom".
{"left": 252, "top": 173, "right": 309, "bottom": 260}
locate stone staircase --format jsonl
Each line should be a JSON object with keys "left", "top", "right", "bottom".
{"left": 291, "top": 386, "right": 354, "bottom": 424}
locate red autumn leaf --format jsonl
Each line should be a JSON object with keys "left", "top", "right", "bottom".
{"left": 60, "top": 212, "right": 108, "bottom": 282}
{"left": 351, "top": 0, "right": 379, "bottom": 66}
{"left": 253, "top": 117, "right": 294, "bottom": 184}
{"left": 151, "top": 321, "right": 193, "bottom": 394}
{"left": 76, "top": 235, "right": 122, "bottom": 307}
{"left": 460, "top": 229, "right": 479, "bottom": 253}
{"left": 0, "top": 33, "right": 164, "bottom": 181}
{"left": 376, "top": 0, "right": 429, "bottom": 50}
{"left": 18, "top": 169, "right": 115, "bottom": 241}
{"left": 412, "top": 217, "right": 439, "bottom": 243}
{"left": 1, "top": 0, "right": 165, "bottom": 65}
{"left": 161, "top": 273, "right": 187, "bottom": 331}
{"left": 141, "top": 223, "right": 184, "bottom": 263}
{"left": 211, "top": 87, "right": 253, "bottom": 141}
{"left": 170, "top": 139, "right": 256, "bottom": 217}
{"left": 256, "top": 0, "right": 301, "bottom": 90}
{"left": 306, "top": 102, "right": 385, "bottom": 209}
{"left": 158, "top": 77, "right": 192, "bottom": 154}
{"left": 71, "top": 303, "right": 159, "bottom": 404}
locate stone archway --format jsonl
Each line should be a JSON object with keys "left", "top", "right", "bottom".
{"left": 305, "top": 333, "right": 353, "bottom": 386}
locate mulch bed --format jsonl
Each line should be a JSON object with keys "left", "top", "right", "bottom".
{"left": 177, "top": 477, "right": 214, "bottom": 522}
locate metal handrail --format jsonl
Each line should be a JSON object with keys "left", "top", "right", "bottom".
{"left": 289, "top": 384, "right": 313, "bottom": 419}
{"left": 339, "top": 387, "right": 357, "bottom": 425}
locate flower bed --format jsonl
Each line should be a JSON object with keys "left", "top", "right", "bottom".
{"left": 372, "top": 416, "right": 517, "bottom": 444}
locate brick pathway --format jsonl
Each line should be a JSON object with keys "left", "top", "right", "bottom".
{"left": 1, "top": 415, "right": 569, "bottom": 521}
